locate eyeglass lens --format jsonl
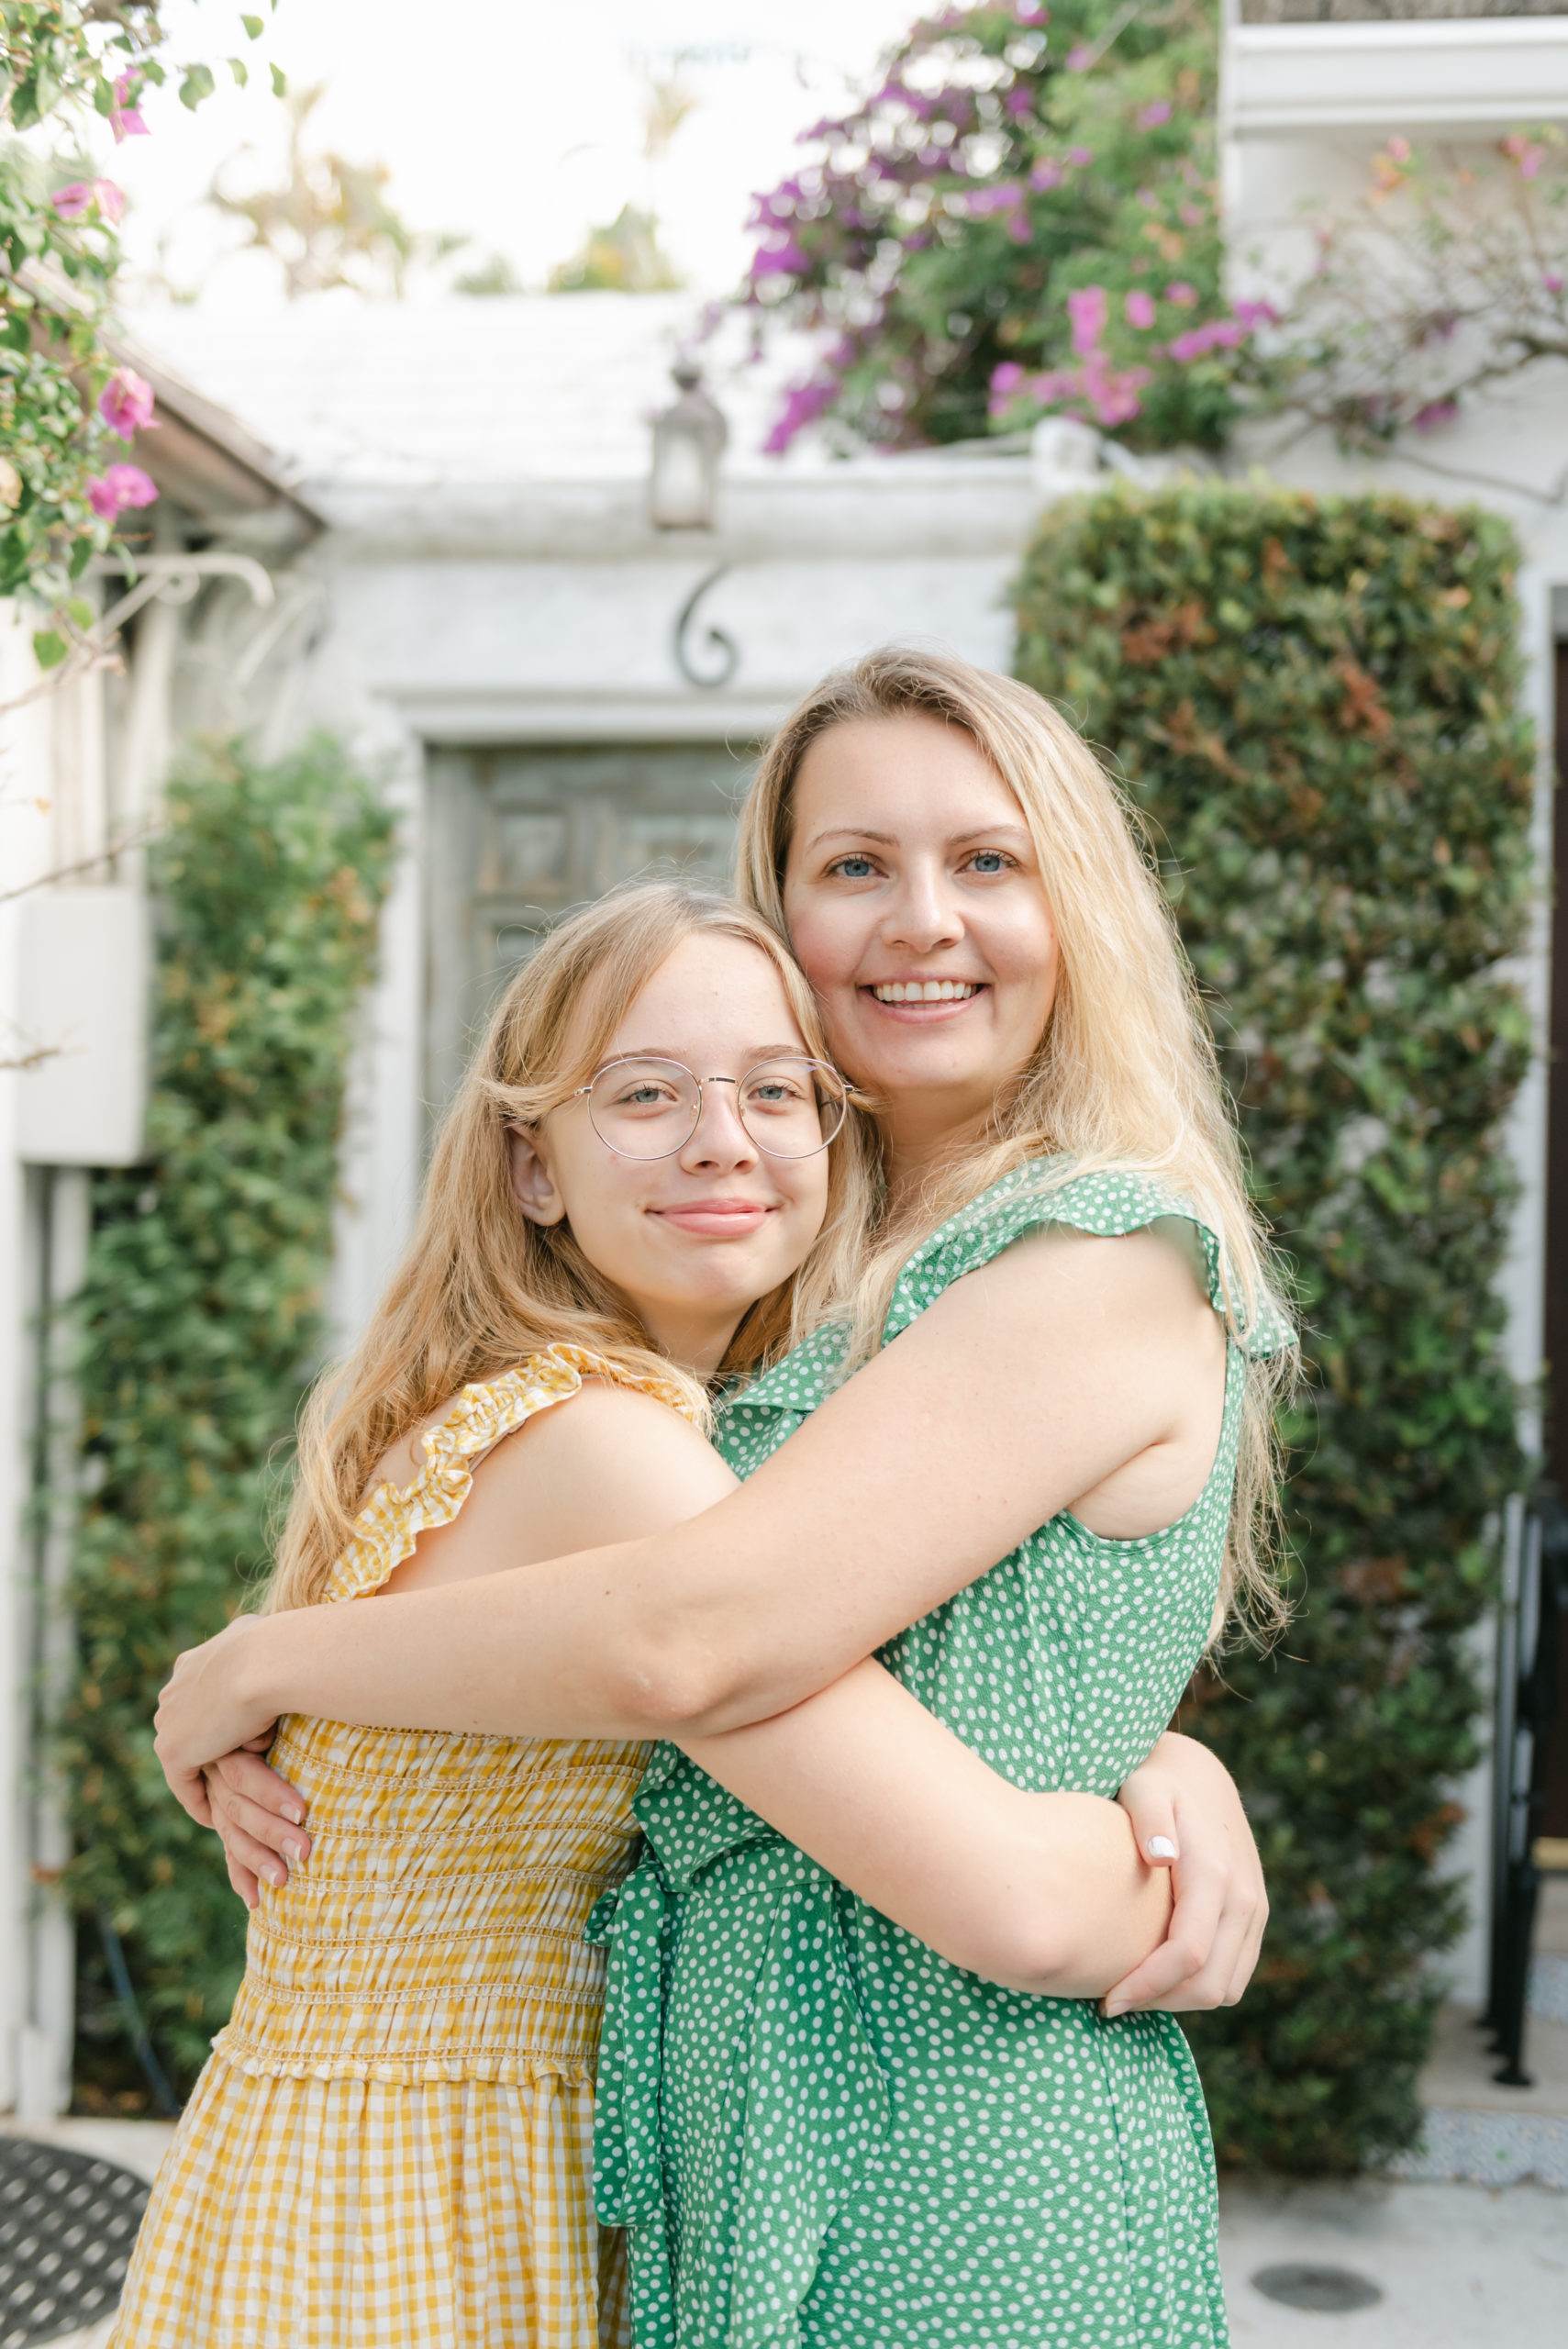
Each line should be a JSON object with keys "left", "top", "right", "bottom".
{"left": 587, "top": 1057, "right": 846, "bottom": 1160}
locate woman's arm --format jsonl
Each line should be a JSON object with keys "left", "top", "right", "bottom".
{"left": 158, "top": 1223, "right": 1225, "bottom": 1794}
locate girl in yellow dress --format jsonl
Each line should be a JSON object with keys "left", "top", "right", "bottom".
{"left": 108, "top": 880, "right": 872, "bottom": 2349}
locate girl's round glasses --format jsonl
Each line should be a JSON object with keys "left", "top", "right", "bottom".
{"left": 574, "top": 1055, "right": 848, "bottom": 1161}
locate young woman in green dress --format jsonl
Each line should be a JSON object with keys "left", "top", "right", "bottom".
{"left": 158, "top": 649, "right": 1289, "bottom": 2349}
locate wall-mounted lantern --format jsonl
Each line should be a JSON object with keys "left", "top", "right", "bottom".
{"left": 650, "top": 362, "right": 728, "bottom": 531}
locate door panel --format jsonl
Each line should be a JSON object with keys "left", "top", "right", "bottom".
{"left": 423, "top": 742, "right": 755, "bottom": 1119}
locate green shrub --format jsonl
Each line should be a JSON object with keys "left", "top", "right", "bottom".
{"left": 1013, "top": 482, "right": 1534, "bottom": 2173}
{"left": 63, "top": 736, "right": 395, "bottom": 2101}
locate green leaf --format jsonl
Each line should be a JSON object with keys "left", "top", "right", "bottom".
{"left": 241, "top": 14, "right": 265, "bottom": 36}
{"left": 65, "top": 596, "right": 95, "bottom": 632}
{"left": 32, "top": 629, "right": 68, "bottom": 669}
{"left": 228, "top": 57, "right": 249, "bottom": 87}
{"left": 270, "top": 61, "right": 287, "bottom": 98}
{"left": 68, "top": 536, "right": 94, "bottom": 582}
{"left": 179, "top": 64, "right": 217, "bottom": 111}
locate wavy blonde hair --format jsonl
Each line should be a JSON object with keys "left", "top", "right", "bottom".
{"left": 736, "top": 646, "right": 1296, "bottom": 1637}
{"left": 268, "top": 881, "right": 876, "bottom": 1612}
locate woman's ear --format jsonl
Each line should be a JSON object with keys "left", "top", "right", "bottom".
{"left": 508, "top": 1125, "right": 567, "bottom": 1227}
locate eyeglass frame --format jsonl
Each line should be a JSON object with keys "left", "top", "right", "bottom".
{"left": 569, "top": 1053, "right": 853, "bottom": 1162}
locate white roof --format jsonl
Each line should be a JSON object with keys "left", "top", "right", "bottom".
{"left": 122, "top": 293, "right": 821, "bottom": 493}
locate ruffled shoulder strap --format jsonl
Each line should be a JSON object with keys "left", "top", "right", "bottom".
{"left": 324, "top": 1342, "right": 704, "bottom": 1605}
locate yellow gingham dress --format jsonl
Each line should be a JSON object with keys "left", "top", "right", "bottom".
{"left": 110, "top": 1344, "right": 698, "bottom": 2349}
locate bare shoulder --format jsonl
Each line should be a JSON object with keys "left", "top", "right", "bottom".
{"left": 478, "top": 1375, "right": 737, "bottom": 1555}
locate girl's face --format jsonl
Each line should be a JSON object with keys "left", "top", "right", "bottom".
{"left": 511, "top": 931, "right": 831, "bottom": 1377}
{"left": 781, "top": 713, "right": 1059, "bottom": 1184}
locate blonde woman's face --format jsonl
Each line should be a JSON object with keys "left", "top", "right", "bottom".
{"left": 511, "top": 932, "right": 831, "bottom": 1378}
{"left": 782, "top": 713, "right": 1059, "bottom": 1175}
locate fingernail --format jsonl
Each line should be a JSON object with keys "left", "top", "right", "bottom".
{"left": 1148, "top": 1835, "right": 1178, "bottom": 1860}
{"left": 284, "top": 1839, "right": 306, "bottom": 1864}
{"left": 284, "top": 1806, "right": 304, "bottom": 1826}
{"left": 264, "top": 1864, "right": 285, "bottom": 1887}
{"left": 1104, "top": 2000, "right": 1129, "bottom": 2019}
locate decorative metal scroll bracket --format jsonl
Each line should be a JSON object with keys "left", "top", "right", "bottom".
{"left": 673, "top": 564, "right": 740, "bottom": 691}
{"left": 89, "top": 551, "right": 276, "bottom": 639}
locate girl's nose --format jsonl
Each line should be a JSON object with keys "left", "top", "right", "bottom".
{"left": 678, "top": 1082, "right": 758, "bottom": 1170}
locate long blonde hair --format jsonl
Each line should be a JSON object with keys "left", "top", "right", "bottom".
{"left": 736, "top": 646, "right": 1296, "bottom": 1636}
{"left": 268, "top": 881, "right": 876, "bottom": 1612}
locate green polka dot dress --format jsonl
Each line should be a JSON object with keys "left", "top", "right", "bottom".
{"left": 591, "top": 1165, "right": 1291, "bottom": 2349}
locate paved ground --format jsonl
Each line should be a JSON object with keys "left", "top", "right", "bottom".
{"left": 7, "top": 2126, "right": 1567, "bottom": 2345}
{"left": 1221, "top": 2177, "right": 1568, "bottom": 2347}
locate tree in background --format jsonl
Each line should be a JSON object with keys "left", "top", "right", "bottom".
{"left": 1, "top": 2, "right": 284, "bottom": 669}
{"left": 208, "top": 80, "right": 463, "bottom": 301}
{"left": 743, "top": 0, "right": 1265, "bottom": 453}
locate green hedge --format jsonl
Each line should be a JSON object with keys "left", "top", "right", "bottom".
{"left": 1013, "top": 483, "right": 1534, "bottom": 2174}
{"left": 63, "top": 737, "right": 395, "bottom": 2103}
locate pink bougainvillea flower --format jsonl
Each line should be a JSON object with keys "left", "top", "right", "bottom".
{"left": 1006, "top": 210, "right": 1033, "bottom": 243}
{"left": 93, "top": 179, "right": 127, "bottom": 224}
{"left": 99, "top": 368, "right": 157, "bottom": 441}
{"left": 966, "top": 184, "right": 1025, "bottom": 218}
{"left": 1387, "top": 135, "right": 1411, "bottom": 163}
{"left": 1067, "top": 284, "right": 1108, "bottom": 355}
{"left": 1545, "top": 271, "right": 1565, "bottom": 295}
{"left": 1138, "top": 101, "right": 1173, "bottom": 130}
{"left": 1413, "top": 398, "right": 1459, "bottom": 432}
{"left": 1125, "top": 288, "right": 1157, "bottom": 329}
{"left": 1030, "top": 159, "right": 1064, "bottom": 192}
{"left": 1503, "top": 132, "right": 1545, "bottom": 180}
{"left": 991, "top": 361, "right": 1026, "bottom": 398}
{"left": 750, "top": 236, "right": 808, "bottom": 281}
{"left": 50, "top": 183, "right": 95, "bottom": 221}
{"left": 1233, "top": 299, "right": 1279, "bottom": 331}
{"left": 762, "top": 379, "right": 836, "bottom": 457}
{"left": 86, "top": 462, "right": 159, "bottom": 521}
{"left": 1179, "top": 203, "right": 1207, "bottom": 228}
{"left": 1067, "top": 146, "right": 1093, "bottom": 167}
{"left": 1165, "top": 280, "right": 1198, "bottom": 307}
{"left": 1065, "top": 43, "right": 1094, "bottom": 70}
{"left": 1013, "top": 3, "right": 1048, "bottom": 22}
{"left": 110, "top": 69, "right": 149, "bottom": 142}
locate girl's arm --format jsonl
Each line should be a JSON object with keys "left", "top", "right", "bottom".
{"left": 159, "top": 1223, "right": 1229, "bottom": 1782}
{"left": 198, "top": 1375, "right": 1235, "bottom": 2002}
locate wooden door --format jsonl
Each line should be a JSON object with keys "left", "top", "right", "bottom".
{"left": 422, "top": 741, "right": 755, "bottom": 1119}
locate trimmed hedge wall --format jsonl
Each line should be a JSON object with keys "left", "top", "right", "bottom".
{"left": 63, "top": 738, "right": 395, "bottom": 2103}
{"left": 1014, "top": 483, "right": 1534, "bottom": 2174}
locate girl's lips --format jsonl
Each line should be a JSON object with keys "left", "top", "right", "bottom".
{"left": 652, "top": 1201, "right": 773, "bottom": 1238}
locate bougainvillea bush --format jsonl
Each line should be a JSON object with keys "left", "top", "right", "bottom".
{"left": 1, "top": 3, "right": 281, "bottom": 664}
{"left": 1014, "top": 483, "right": 1533, "bottom": 2173}
{"left": 745, "top": 0, "right": 1269, "bottom": 454}
{"left": 64, "top": 737, "right": 394, "bottom": 2101}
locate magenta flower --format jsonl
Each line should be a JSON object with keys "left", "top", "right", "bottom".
{"left": 1233, "top": 299, "right": 1278, "bottom": 331}
{"left": 1413, "top": 399, "right": 1459, "bottom": 433}
{"left": 751, "top": 237, "right": 808, "bottom": 281}
{"left": 1165, "top": 280, "right": 1198, "bottom": 307}
{"left": 99, "top": 368, "right": 156, "bottom": 441}
{"left": 1387, "top": 135, "right": 1411, "bottom": 164}
{"left": 1067, "top": 146, "right": 1093, "bottom": 167}
{"left": 1125, "top": 289, "right": 1157, "bottom": 330}
{"left": 762, "top": 380, "right": 836, "bottom": 457}
{"left": 1545, "top": 271, "right": 1564, "bottom": 295}
{"left": 1503, "top": 133, "right": 1545, "bottom": 180}
{"left": 1013, "top": 3, "right": 1048, "bottom": 21}
{"left": 991, "top": 362, "right": 1026, "bottom": 397}
{"left": 86, "top": 463, "right": 159, "bottom": 521}
{"left": 1138, "top": 102, "right": 1173, "bottom": 130}
{"left": 50, "top": 183, "right": 95, "bottom": 221}
{"left": 110, "top": 70, "right": 149, "bottom": 142}
{"left": 1067, "top": 285, "right": 1108, "bottom": 356}
{"left": 94, "top": 179, "right": 127, "bottom": 225}
{"left": 966, "top": 184, "right": 1025, "bottom": 218}
{"left": 1007, "top": 210, "right": 1033, "bottom": 244}
{"left": 1030, "top": 159, "right": 1064, "bottom": 192}
{"left": 1066, "top": 43, "right": 1094, "bottom": 70}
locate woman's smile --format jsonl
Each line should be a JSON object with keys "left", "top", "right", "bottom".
{"left": 651, "top": 1196, "right": 776, "bottom": 1238}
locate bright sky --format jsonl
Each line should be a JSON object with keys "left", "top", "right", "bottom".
{"left": 95, "top": 0, "right": 920, "bottom": 307}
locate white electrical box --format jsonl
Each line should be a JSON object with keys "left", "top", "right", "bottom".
{"left": 17, "top": 886, "right": 150, "bottom": 1167}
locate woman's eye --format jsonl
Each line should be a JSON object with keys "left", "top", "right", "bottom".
{"left": 966, "top": 850, "right": 1013, "bottom": 874}
{"left": 829, "top": 855, "right": 877, "bottom": 880}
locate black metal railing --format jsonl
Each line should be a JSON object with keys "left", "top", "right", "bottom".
{"left": 1480, "top": 1484, "right": 1568, "bottom": 2085}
